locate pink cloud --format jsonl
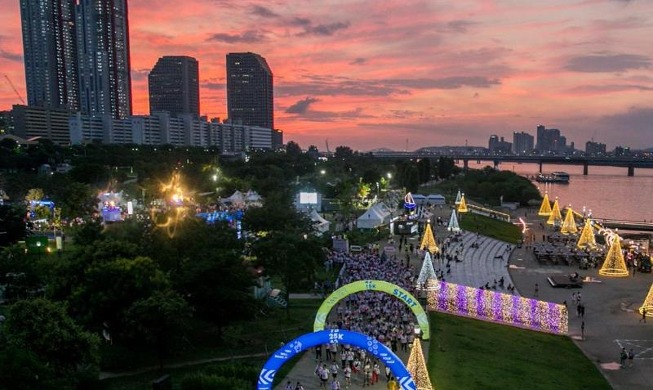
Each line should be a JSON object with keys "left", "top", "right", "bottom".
{"left": 0, "top": 0, "right": 652, "bottom": 150}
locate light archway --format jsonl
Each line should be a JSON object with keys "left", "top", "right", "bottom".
{"left": 257, "top": 329, "right": 416, "bottom": 390}
{"left": 313, "top": 280, "right": 430, "bottom": 340}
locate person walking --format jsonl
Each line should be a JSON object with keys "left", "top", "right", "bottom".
{"left": 628, "top": 349, "right": 635, "bottom": 368}
{"left": 640, "top": 307, "right": 647, "bottom": 323}
{"left": 620, "top": 348, "right": 627, "bottom": 368}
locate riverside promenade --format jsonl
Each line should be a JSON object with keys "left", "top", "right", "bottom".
{"left": 275, "top": 206, "right": 653, "bottom": 389}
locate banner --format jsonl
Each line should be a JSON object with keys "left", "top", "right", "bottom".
{"left": 313, "top": 280, "right": 430, "bottom": 340}
{"left": 257, "top": 329, "right": 416, "bottom": 390}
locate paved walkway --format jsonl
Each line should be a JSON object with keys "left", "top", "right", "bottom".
{"left": 278, "top": 206, "right": 653, "bottom": 389}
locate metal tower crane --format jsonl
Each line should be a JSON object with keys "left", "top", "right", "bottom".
{"left": 3, "top": 75, "right": 25, "bottom": 105}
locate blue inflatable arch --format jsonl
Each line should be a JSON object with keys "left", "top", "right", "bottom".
{"left": 257, "top": 329, "right": 416, "bottom": 390}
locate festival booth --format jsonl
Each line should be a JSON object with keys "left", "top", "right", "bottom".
{"left": 426, "top": 194, "right": 446, "bottom": 205}
{"left": 222, "top": 190, "right": 246, "bottom": 207}
{"left": 356, "top": 202, "right": 391, "bottom": 229}
{"left": 310, "top": 209, "right": 330, "bottom": 235}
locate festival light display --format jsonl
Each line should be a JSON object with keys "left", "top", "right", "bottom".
{"left": 152, "top": 172, "right": 194, "bottom": 238}
{"left": 416, "top": 252, "right": 437, "bottom": 288}
{"left": 457, "top": 193, "right": 468, "bottom": 213}
{"left": 598, "top": 233, "right": 629, "bottom": 277}
{"left": 537, "top": 192, "right": 552, "bottom": 216}
{"left": 407, "top": 338, "right": 434, "bottom": 390}
{"left": 639, "top": 283, "right": 653, "bottom": 318}
{"left": 560, "top": 206, "right": 578, "bottom": 235}
{"left": 447, "top": 209, "right": 460, "bottom": 232}
{"left": 420, "top": 221, "right": 439, "bottom": 254}
{"left": 546, "top": 197, "right": 562, "bottom": 226}
{"left": 454, "top": 189, "right": 462, "bottom": 205}
{"left": 404, "top": 192, "right": 417, "bottom": 211}
{"left": 576, "top": 219, "right": 597, "bottom": 249}
{"left": 426, "top": 280, "right": 568, "bottom": 335}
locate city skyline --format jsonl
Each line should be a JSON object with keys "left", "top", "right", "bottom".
{"left": 1, "top": 0, "right": 652, "bottom": 151}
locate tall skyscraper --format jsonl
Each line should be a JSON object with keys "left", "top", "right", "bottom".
{"left": 149, "top": 56, "right": 200, "bottom": 117}
{"left": 77, "top": 0, "right": 132, "bottom": 119}
{"left": 512, "top": 131, "right": 534, "bottom": 154}
{"left": 226, "top": 52, "right": 274, "bottom": 129}
{"left": 19, "top": 0, "right": 79, "bottom": 111}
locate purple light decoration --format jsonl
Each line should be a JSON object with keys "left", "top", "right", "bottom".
{"left": 511, "top": 295, "right": 521, "bottom": 325}
{"left": 427, "top": 281, "right": 568, "bottom": 335}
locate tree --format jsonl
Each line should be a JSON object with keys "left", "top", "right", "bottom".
{"left": 176, "top": 249, "right": 257, "bottom": 337}
{"left": 252, "top": 231, "right": 325, "bottom": 317}
{"left": 285, "top": 141, "right": 302, "bottom": 157}
{"left": 417, "top": 158, "right": 431, "bottom": 184}
{"left": 0, "top": 204, "right": 27, "bottom": 246}
{"left": 69, "top": 256, "right": 169, "bottom": 336}
{"left": 0, "top": 298, "right": 99, "bottom": 389}
{"left": 334, "top": 145, "right": 354, "bottom": 160}
{"left": 24, "top": 188, "right": 44, "bottom": 203}
{"left": 126, "top": 289, "right": 193, "bottom": 368}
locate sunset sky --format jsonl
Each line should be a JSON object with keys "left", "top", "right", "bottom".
{"left": 1, "top": 0, "right": 652, "bottom": 151}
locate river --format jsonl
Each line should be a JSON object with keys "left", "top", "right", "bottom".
{"left": 459, "top": 161, "right": 653, "bottom": 222}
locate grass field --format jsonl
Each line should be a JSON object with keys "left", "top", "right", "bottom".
{"left": 459, "top": 212, "right": 523, "bottom": 244}
{"left": 428, "top": 312, "right": 611, "bottom": 390}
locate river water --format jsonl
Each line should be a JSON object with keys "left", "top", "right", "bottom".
{"left": 460, "top": 161, "right": 653, "bottom": 222}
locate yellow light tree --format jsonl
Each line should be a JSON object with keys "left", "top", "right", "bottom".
{"left": 598, "top": 234, "right": 629, "bottom": 277}
{"left": 407, "top": 339, "right": 434, "bottom": 390}
{"left": 560, "top": 206, "right": 578, "bottom": 235}
{"left": 538, "top": 192, "right": 552, "bottom": 216}
{"left": 576, "top": 219, "right": 597, "bottom": 249}
{"left": 457, "top": 194, "right": 468, "bottom": 213}
{"left": 639, "top": 283, "right": 653, "bottom": 318}
{"left": 420, "top": 221, "right": 439, "bottom": 254}
{"left": 547, "top": 197, "right": 562, "bottom": 226}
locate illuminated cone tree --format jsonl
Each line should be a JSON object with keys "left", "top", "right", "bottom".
{"left": 560, "top": 206, "right": 578, "bottom": 235}
{"left": 407, "top": 339, "right": 434, "bottom": 390}
{"left": 417, "top": 252, "right": 437, "bottom": 288}
{"left": 454, "top": 189, "right": 462, "bottom": 205}
{"left": 576, "top": 219, "right": 597, "bottom": 249}
{"left": 420, "top": 222, "right": 439, "bottom": 254}
{"left": 447, "top": 209, "right": 460, "bottom": 232}
{"left": 538, "top": 192, "right": 552, "bottom": 216}
{"left": 599, "top": 234, "right": 629, "bottom": 277}
{"left": 639, "top": 283, "right": 653, "bottom": 318}
{"left": 457, "top": 194, "right": 468, "bottom": 213}
{"left": 547, "top": 197, "right": 562, "bottom": 226}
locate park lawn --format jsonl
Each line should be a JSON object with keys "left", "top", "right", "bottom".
{"left": 428, "top": 312, "right": 611, "bottom": 390}
{"left": 101, "top": 299, "right": 322, "bottom": 389}
{"left": 459, "top": 213, "right": 522, "bottom": 244}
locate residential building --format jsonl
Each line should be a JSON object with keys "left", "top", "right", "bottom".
{"left": 488, "top": 135, "right": 512, "bottom": 154}
{"left": 76, "top": 0, "right": 132, "bottom": 119}
{"left": 585, "top": 141, "right": 606, "bottom": 156}
{"left": 19, "top": 0, "right": 79, "bottom": 111}
{"left": 70, "top": 113, "right": 272, "bottom": 153}
{"left": 148, "top": 56, "right": 200, "bottom": 117}
{"left": 226, "top": 52, "right": 274, "bottom": 129}
{"left": 12, "top": 105, "right": 73, "bottom": 145}
{"left": 512, "top": 131, "right": 534, "bottom": 155}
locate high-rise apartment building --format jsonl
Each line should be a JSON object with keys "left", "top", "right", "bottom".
{"left": 19, "top": 0, "right": 79, "bottom": 111}
{"left": 512, "top": 131, "right": 534, "bottom": 154}
{"left": 226, "top": 52, "right": 274, "bottom": 129}
{"left": 77, "top": 0, "right": 132, "bottom": 119}
{"left": 149, "top": 56, "right": 200, "bottom": 117}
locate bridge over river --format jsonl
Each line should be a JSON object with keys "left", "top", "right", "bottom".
{"left": 371, "top": 151, "right": 653, "bottom": 176}
{"left": 595, "top": 218, "right": 653, "bottom": 232}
